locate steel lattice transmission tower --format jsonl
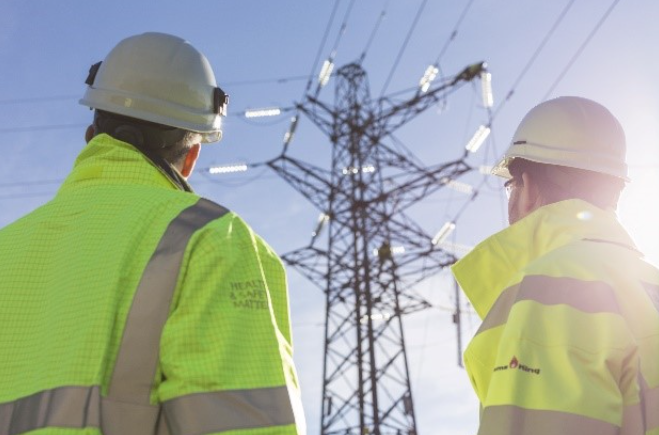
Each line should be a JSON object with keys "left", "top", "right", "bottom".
{"left": 268, "top": 61, "right": 486, "bottom": 435}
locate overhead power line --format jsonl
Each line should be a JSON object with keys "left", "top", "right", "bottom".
{"left": 0, "top": 104, "right": 296, "bottom": 134}
{"left": 279, "top": 0, "right": 346, "bottom": 156}
{"left": 543, "top": 0, "right": 621, "bottom": 99}
{"left": 358, "top": 0, "right": 392, "bottom": 64}
{"left": 491, "top": 0, "right": 620, "bottom": 121}
{"left": 283, "top": 0, "right": 361, "bottom": 155}
{"left": 223, "top": 75, "right": 309, "bottom": 87}
{"left": 0, "top": 168, "right": 276, "bottom": 201}
{"left": 0, "top": 179, "right": 63, "bottom": 188}
{"left": 380, "top": 0, "right": 430, "bottom": 97}
{"left": 328, "top": 0, "right": 358, "bottom": 59}
{"left": 0, "top": 123, "right": 86, "bottom": 134}
{"left": 0, "top": 191, "right": 55, "bottom": 200}
{"left": 432, "top": 0, "right": 478, "bottom": 65}
{"left": 303, "top": 0, "right": 343, "bottom": 93}
{"left": 491, "top": 0, "right": 576, "bottom": 121}
{"left": 309, "top": 0, "right": 358, "bottom": 97}
{"left": 0, "top": 75, "right": 311, "bottom": 108}
{"left": 0, "top": 95, "right": 78, "bottom": 105}
{"left": 0, "top": 4, "right": 357, "bottom": 139}
{"left": 411, "top": 0, "right": 479, "bottom": 100}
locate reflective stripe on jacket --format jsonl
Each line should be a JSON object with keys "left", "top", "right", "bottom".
{"left": 452, "top": 199, "right": 659, "bottom": 435}
{"left": 0, "top": 134, "right": 306, "bottom": 435}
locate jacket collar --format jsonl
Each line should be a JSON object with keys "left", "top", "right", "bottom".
{"left": 59, "top": 134, "right": 194, "bottom": 193}
{"left": 452, "top": 199, "right": 638, "bottom": 319}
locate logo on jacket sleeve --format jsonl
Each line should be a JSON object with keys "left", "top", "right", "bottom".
{"left": 493, "top": 355, "right": 540, "bottom": 375}
{"left": 230, "top": 279, "right": 269, "bottom": 310}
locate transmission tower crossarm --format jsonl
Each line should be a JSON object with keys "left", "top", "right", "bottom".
{"left": 452, "top": 61, "right": 487, "bottom": 83}
{"left": 266, "top": 155, "right": 334, "bottom": 212}
{"left": 372, "top": 141, "right": 428, "bottom": 175}
{"left": 380, "top": 61, "right": 486, "bottom": 126}
{"left": 282, "top": 246, "right": 330, "bottom": 291}
{"left": 299, "top": 96, "right": 336, "bottom": 136}
{"left": 381, "top": 159, "right": 473, "bottom": 212}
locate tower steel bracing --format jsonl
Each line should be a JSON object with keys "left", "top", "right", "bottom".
{"left": 268, "top": 61, "right": 485, "bottom": 435}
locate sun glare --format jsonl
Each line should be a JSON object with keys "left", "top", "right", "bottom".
{"left": 619, "top": 170, "right": 659, "bottom": 266}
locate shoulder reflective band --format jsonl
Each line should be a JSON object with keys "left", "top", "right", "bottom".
{"left": 103, "top": 198, "right": 229, "bottom": 433}
{"left": 475, "top": 283, "right": 520, "bottom": 335}
{"left": 480, "top": 405, "right": 620, "bottom": 435}
{"left": 476, "top": 276, "right": 621, "bottom": 336}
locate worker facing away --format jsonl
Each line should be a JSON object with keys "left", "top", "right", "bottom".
{"left": 452, "top": 96, "right": 659, "bottom": 434}
{"left": 0, "top": 32, "right": 306, "bottom": 435}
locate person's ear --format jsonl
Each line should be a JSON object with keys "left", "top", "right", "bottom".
{"left": 85, "top": 125, "right": 95, "bottom": 143}
{"left": 180, "top": 144, "right": 201, "bottom": 179}
{"left": 519, "top": 171, "right": 544, "bottom": 215}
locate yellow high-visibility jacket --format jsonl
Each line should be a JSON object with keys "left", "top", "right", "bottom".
{"left": 0, "top": 134, "right": 306, "bottom": 435}
{"left": 452, "top": 199, "right": 659, "bottom": 435}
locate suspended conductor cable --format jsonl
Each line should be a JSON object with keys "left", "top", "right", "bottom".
{"left": 0, "top": 102, "right": 290, "bottom": 133}
{"left": 0, "top": 166, "right": 275, "bottom": 200}
{"left": 358, "top": 0, "right": 392, "bottom": 64}
{"left": 0, "top": 95, "right": 77, "bottom": 105}
{"left": 304, "top": 0, "right": 343, "bottom": 93}
{"left": 432, "top": 0, "right": 477, "bottom": 65}
{"left": 380, "top": 0, "right": 430, "bottom": 97}
{"left": 224, "top": 75, "right": 309, "bottom": 87}
{"left": 280, "top": 0, "right": 356, "bottom": 157}
{"left": 328, "top": 0, "right": 358, "bottom": 58}
{"left": 0, "top": 123, "right": 86, "bottom": 134}
{"left": 543, "top": 0, "right": 621, "bottom": 99}
{"left": 491, "top": 0, "right": 576, "bottom": 121}
{"left": 0, "top": 75, "right": 310, "bottom": 108}
{"left": 200, "top": 166, "right": 271, "bottom": 188}
{"left": 0, "top": 179, "right": 64, "bottom": 188}
{"left": 453, "top": 177, "right": 483, "bottom": 222}
{"left": 311, "top": 0, "right": 358, "bottom": 98}
{"left": 0, "top": 191, "right": 56, "bottom": 200}
{"left": 279, "top": 0, "right": 342, "bottom": 158}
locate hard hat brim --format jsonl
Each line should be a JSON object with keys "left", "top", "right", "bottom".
{"left": 491, "top": 141, "right": 630, "bottom": 182}
{"left": 80, "top": 89, "right": 222, "bottom": 143}
{"left": 491, "top": 157, "right": 512, "bottom": 179}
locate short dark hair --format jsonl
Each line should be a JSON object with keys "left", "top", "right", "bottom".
{"left": 92, "top": 110, "right": 200, "bottom": 165}
{"left": 508, "top": 158, "right": 625, "bottom": 209}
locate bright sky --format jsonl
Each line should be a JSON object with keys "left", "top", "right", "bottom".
{"left": 2, "top": 1, "right": 658, "bottom": 434}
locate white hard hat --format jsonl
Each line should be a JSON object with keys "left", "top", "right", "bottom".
{"left": 492, "top": 96, "right": 628, "bottom": 181}
{"left": 80, "top": 32, "right": 228, "bottom": 143}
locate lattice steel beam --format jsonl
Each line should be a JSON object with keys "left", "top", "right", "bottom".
{"left": 270, "top": 61, "right": 485, "bottom": 435}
